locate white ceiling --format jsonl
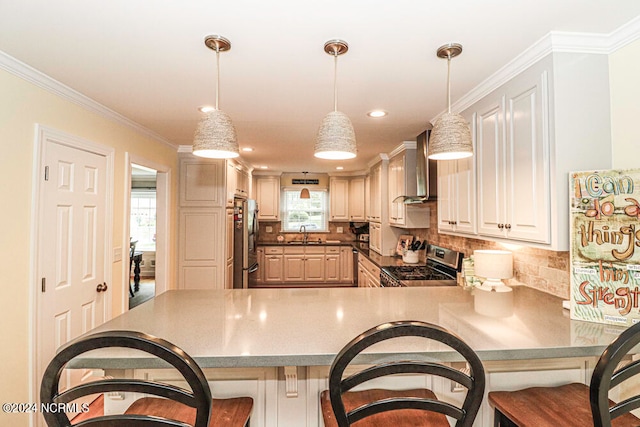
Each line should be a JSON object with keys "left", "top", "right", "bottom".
{"left": 1, "top": 1, "right": 638, "bottom": 173}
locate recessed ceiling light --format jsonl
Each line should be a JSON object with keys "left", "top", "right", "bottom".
{"left": 260, "top": 166, "right": 268, "bottom": 169}
{"left": 198, "top": 106, "right": 215, "bottom": 113}
{"left": 242, "top": 147, "right": 254, "bottom": 152}
{"left": 336, "top": 166, "right": 344, "bottom": 170}
{"left": 367, "top": 110, "right": 387, "bottom": 118}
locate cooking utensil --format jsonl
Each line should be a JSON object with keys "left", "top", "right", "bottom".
{"left": 411, "top": 240, "right": 421, "bottom": 250}
{"left": 419, "top": 241, "right": 427, "bottom": 250}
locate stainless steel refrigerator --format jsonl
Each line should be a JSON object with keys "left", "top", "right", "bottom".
{"left": 233, "top": 198, "right": 258, "bottom": 288}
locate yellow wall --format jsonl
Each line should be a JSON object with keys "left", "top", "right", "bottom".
{"left": 610, "top": 39, "right": 640, "bottom": 167}
{"left": 0, "top": 67, "right": 179, "bottom": 426}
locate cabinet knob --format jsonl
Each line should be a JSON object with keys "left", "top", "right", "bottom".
{"left": 505, "top": 223, "right": 512, "bottom": 230}
{"left": 498, "top": 223, "right": 504, "bottom": 229}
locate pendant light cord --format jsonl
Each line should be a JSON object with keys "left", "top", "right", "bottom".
{"left": 446, "top": 53, "right": 452, "bottom": 114}
{"left": 215, "top": 49, "right": 220, "bottom": 110}
{"left": 333, "top": 53, "right": 338, "bottom": 112}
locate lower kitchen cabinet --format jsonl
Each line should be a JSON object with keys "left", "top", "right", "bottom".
{"left": 357, "top": 253, "right": 380, "bottom": 287}
{"left": 263, "top": 247, "right": 284, "bottom": 283}
{"left": 259, "top": 245, "right": 354, "bottom": 286}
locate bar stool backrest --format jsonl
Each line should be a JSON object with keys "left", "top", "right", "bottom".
{"left": 590, "top": 321, "right": 640, "bottom": 427}
{"left": 327, "top": 320, "right": 485, "bottom": 427}
{"left": 40, "top": 330, "right": 212, "bottom": 427}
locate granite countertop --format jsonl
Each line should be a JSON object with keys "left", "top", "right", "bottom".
{"left": 73, "top": 286, "right": 629, "bottom": 369}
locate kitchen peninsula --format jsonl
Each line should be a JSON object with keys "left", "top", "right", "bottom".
{"left": 78, "top": 286, "right": 630, "bottom": 427}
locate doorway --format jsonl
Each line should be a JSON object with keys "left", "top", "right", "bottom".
{"left": 129, "top": 164, "right": 157, "bottom": 309}
{"left": 124, "top": 154, "right": 170, "bottom": 312}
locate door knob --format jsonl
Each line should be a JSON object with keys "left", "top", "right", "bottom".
{"left": 96, "top": 282, "right": 108, "bottom": 292}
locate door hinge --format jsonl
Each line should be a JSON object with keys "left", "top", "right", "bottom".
{"left": 41, "top": 277, "right": 46, "bottom": 292}
{"left": 44, "top": 166, "right": 49, "bottom": 181}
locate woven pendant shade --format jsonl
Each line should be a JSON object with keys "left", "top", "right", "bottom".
{"left": 428, "top": 112, "right": 473, "bottom": 160}
{"left": 192, "top": 35, "right": 239, "bottom": 159}
{"left": 428, "top": 43, "right": 473, "bottom": 160}
{"left": 193, "top": 109, "right": 239, "bottom": 158}
{"left": 315, "top": 111, "right": 357, "bottom": 159}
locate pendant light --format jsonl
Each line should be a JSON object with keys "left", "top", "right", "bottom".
{"left": 428, "top": 43, "right": 473, "bottom": 160}
{"left": 299, "top": 172, "right": 311, "bottom": 199}
{"left": 314, "top": 40, "right": 357, "bottom": 160}
{"left": 192, "top": 35, "right": 240, "bottom": 159}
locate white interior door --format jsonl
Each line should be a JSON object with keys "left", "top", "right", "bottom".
{"left": 36, "top": 137, "right": 109, "bottom": 397}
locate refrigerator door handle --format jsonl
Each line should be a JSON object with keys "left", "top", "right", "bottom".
{"left": 247, "top": 263, "right": 259, "bottom": 274}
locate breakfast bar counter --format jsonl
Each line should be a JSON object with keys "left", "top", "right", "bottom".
{"left": 83, "top": 286, "right": 626, "bottom": 370}
{"left": 78, "top": 286, "right": 637, "bottom": 427}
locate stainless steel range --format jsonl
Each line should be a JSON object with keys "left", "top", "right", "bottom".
{"left": 380, "top": 245, "right": 462, "bottom": 287}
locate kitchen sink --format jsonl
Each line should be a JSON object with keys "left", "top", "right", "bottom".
{"left": 287, "top": 241, "right": 323, "bottom": 245}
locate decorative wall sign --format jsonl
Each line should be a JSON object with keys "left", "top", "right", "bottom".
{"left": 570, "top": 168, "right": 640, "bottom": 327}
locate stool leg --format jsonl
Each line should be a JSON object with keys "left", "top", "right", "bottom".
{"left": 494, "top": 409, "right": 518, "bottom": 427}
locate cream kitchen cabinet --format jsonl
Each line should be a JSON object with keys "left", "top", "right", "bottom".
{"left": 465, "top": 52, "right": 612, "bottom": 249}
{"left": 263, "top": 246, "right": 284, "bottom": 282}
{"left": 348, "top": 177, "right": 366, "bottom": 221}
{"left": 284, "top": 246, "right": 325, "bottom": 282}
{"left": 255, "top": 176, "right": 280, "bottom": 220}
{"left": 388, "top": 153, "right": 406, "bottom": 226}
{"left": 367, "top": 162, "right": 382, "bottom": 222}
{"left": 339, "top": 246, "right": 354, "bottom": 283}
{"left": 357, "top": 253, "right": 380, "bottom": 287}
{"left": 325, "top": 246, "right": 341, "bottom": 283}
{"left": 437, "top": 129, "right": 477, "bottom": 236}
{"left": 178, "top": 156, "right": 226, "bottom": 289}
{"left": 255, "top": 247, "right": 265, "bottom": 285}
{"left": 226, "top": 161, "right": 250, "bottom": 206}
{"left": 329, "top": 177, "right": 350, "bottom": 221}
{"left": 180, "top": 157, "right": 225, "bottom": 207}
{"left": 369, "top": 222, "right": 382, "bottom": 254}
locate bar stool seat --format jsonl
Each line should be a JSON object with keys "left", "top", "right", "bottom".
{"left": 488, "top": 321, "right": 640, "bottom": 427}
{"left": 489, "top": 383, "right": 640, "bottom": 427}
{"left": 126, "top": 396, "right": 253, "bottom": 427}
{"left": 320, "top": 388, "right": 449, "bottom": 427}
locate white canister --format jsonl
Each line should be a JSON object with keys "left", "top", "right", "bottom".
{"left": 402, "top": 250, "right": 419, "bottom": 264}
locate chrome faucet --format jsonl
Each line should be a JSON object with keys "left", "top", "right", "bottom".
{"left": 299, "top": 225, "right": 308, "bottom": 244}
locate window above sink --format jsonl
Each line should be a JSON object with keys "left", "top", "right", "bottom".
{"left": 282, "top": 189, "right": 328, "bottom": 232}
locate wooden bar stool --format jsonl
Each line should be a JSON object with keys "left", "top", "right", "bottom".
{"left": 40, "top": 330, "right": 253, "bottom": 427}
{"left": 320, "top": 320, "right": 485, "bottom": 427}
{"left": 489, "top": 321, "right": 640, "bottom": 427}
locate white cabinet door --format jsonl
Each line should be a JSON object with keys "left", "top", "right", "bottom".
{"left": 388, "top": 154, "right": 405, "bottom": 226}
{"left": 305, "top": 254, "right": 326, "bottom": 281}
{"left": 339, "top": 246, "right": 354, "bottom": 283}
{"left": 476, "top": 96, "right": 506, "bottom": 238}
{"left": 180, "top": 158, "right": 225, "bottom": 207}
{"left": 178, "top": 208, "right": 224, "bottom": 289}
{"left": 475, "top": 70, "right": 550, "bottom": 244}
{"left": 283, "top": 254, "right": 305, "bottom": 282}
{"left": 504, "top": 75, "right": 550, "bottom": 243}
{"left": 369, "top": 163, "right": 382, "bottom": 222}
{"left": 348, "top": 177, "right": 366, "bottom": 221}
{"left": 369, "top": 222, "right": 382, "bottom": 254}
{"left": 437, "top": 160, "right": 456, "bottom": 232}
{"left": 264, "top": 254, "right": 284, "bottom": 282}
{"left": 256, "top": 176, "right": 280, "bottom": 220}
{"left": 330, "top": 177, "right": 350, "bottom": 221}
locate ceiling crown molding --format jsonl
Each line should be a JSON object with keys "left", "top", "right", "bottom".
{"left": 0, "top": 50, "right": 177, "bottom": 150}
{"left": 442, "top": 16, "right": 640, "bottom": 120}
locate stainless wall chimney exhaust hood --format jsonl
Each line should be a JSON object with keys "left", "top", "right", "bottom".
{"left": 394, "top": 130, "right": 437, "bottom": 204}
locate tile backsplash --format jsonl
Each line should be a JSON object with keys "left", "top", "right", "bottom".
{"left": 412, "top": 201, "right": 570, "bottom": 299}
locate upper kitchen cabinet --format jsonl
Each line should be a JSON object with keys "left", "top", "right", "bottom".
{"left": 461, "top": 52, "right": 612, "bottom": 250}
{"left": 226, "top": 160, "right": 250, "bottom": 206}
{"left": 255, "top": 175, "right": 280, "bottom": 220}
{"left": 437, "top": 128, "right": 477, "bottom": 236}
{"left": 329, "top": 177, "right": 350, "bottom": 221}
{"left": 348, "top": 177, "right": 366, "bottom": 221}
{"left": 387, "top": 143, "right": 430, "bottom": 229}
{"left": 330, "top": 176, "right": 366, "bottom": 221}
{"left": 179, "top": 157, "right": 225, "bottom": 207}
{"left": 366, "top": 162, "right": 382, "bottom": 222}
